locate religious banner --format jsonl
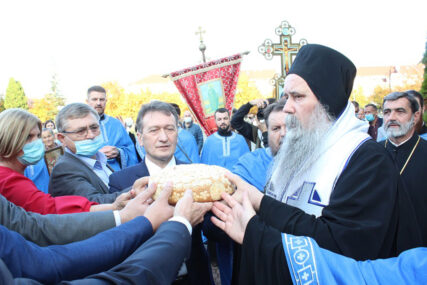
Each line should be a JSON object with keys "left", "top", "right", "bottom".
{"left": 170, "top": 53, "right": 243, "bottom": 135}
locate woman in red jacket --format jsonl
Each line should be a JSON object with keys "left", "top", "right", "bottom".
{"left": 0, "top": 108, "right": 118, "bottom": 214}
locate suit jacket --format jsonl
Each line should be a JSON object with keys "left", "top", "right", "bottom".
{"left": 0, "top": 216, "right": 153, "bottom": 284}
{"left": 49, "top": 152, "right": 126, "bottom": 204}
{"left": 0, "top": 221, "right": 190, "bottom": 285}
{"left": 0, "top": 194, "right": 115, "bottom": 246}
{"left": 109, "top": 157, "right": 213, "bottom": 285}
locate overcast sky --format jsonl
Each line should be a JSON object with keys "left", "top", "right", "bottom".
{"left": 0, "top": 0, "right": 426, "bottom": 103}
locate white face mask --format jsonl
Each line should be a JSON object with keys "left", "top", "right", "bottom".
{"left": 184, "top": 117, "right": 192, "bottom": 123}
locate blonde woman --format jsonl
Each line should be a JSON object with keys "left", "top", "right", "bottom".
{"left": 0, "top": 109, "right": 119, "bottom": 214}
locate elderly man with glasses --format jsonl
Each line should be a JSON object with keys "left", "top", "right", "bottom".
{"left": 49, "top": 103, "right": 132, "bottom": 205}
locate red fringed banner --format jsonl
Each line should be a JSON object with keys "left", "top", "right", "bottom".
{"left": 170, "top": 54, "right": 243, "bottom": 135}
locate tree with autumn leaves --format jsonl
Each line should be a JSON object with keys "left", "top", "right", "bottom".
{"left": 102, "top": 73, "right": 268, "bottom": 123}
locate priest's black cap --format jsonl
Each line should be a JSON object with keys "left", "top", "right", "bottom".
{"left": 288, "top": 44, "right": 357, "bottom": 118}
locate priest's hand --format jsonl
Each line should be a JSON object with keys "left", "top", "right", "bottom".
{"left": 226, "top": 172, "right": 263, "bottom": 211}
{"left": 144, "top": 182, "right": 174, "bottom": 231}
{"left": 118, "top": 182, "right": 157, "bottom": 223}
{"left": 174, "top": 190, "right": 212, "bottom": 226}
{"left": 211, "top": 191, "right": 256, "bottom": 244}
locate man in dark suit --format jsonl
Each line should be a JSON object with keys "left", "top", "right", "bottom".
{"left": 109, "top": 101, "right": 213, "bottom": 285}
{"left": 0, "top": 183, "right": 212, "bottom": 284}
{"left": 49, "top": 103, "right": 130, "bottom": 204}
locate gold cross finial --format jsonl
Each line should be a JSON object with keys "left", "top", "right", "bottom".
{"left": 195, "top": 26, "right": 205, "bottom": 42}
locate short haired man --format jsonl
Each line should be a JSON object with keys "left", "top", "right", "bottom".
{"left": 183, "top": 110, "right": 204, "bottom": 153}
{"left": 50, "top": 103, "right": 129, "bottom": 204}
{"left": 209, "top": 44, "right": 421, "bottom": 284}
{"left": 201, "top": 108, "right": 250, "bottom": 170}
{"left": 201, "top": 107, "right": 250, "bottom": 285}
{"left": 364, "top": 103, "right": 383, "bottom": 140}
{"left": 86, "top": 85, "right": 138, "bottom": 171}
{"left": 168, "top": 103, "right": 201, "bottom": 163}
{"left": 232, "top": 101, "right": 286, "bottom": 191}
{"left": 108, "top": 100, "right": 212, "bottom": 285}
{"left": 382, "top": 91, "right": 427, "bottom": 243}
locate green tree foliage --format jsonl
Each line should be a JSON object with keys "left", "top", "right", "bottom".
{"left": 28, "top": 73, "right": 66, "bottom": 123}
{"left": 420, "top": 40, "right": 427, "bottom": 99}
{"left": 420, "top": 40, "right": 427, "bottom": 123}
{"left": 4, "top": 78, "right": 28, "bottom": 110}
{"left": 49, "top": 73, "right": 66, "bottom": 107}
{"left": 0, "top": 94, "right": 5, "bottom": 112}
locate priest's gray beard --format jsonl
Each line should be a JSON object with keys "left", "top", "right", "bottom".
{"left": 385, "top": 115, "right": 414, "bottom": 139}
{"left": 268, "top": 103, "right": 333, "bottom": 199}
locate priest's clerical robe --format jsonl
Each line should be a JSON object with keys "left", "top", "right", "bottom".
{"left": 242, "top": 221, "right": 427, "bottom": 285}
{"left": 232, "top": 148, "right": 272, "bottom": 191}
{"left": 175, "top": 128, "right": 200, "bottom": 163}
{"left": 201, "top": 132, "right": 249, "bottom": 171}
{"left": 99, "top": 114, "right": 138, "bottom": 171}
{"left": 24, "top": 159, "right": 50, "bottom": 193}
{"left": 384, "top": 134, "right": 427, "bottom": 245}
{"left": 239, "top": 140, "right": 423, "bottom": 285}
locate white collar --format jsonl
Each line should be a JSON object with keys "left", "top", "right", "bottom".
{"left": 145, "top": 156, "right": 176, "bottom": 176}
{"left": 388, "top": 135, "right": 412, "bottom": 147}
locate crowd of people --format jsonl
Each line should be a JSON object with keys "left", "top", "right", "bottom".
{"left": 0, "top": 43, "right": 426, "bottom": 284}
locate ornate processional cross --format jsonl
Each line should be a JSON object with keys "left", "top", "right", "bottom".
{"left": 195, "top": 26, "right": 207, "bottom": 63}
{"left": 258, "top": 21, "right": 307, "bottom": 98}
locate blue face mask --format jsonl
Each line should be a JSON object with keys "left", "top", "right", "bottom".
{"left": 74, "top": 135, "right": 104, "bottom": 157}
{"left": 365, "top": 114, "right": 375, "bottom": 122}
{"left": 18, "top": 139, "right": 45, "bottom": 165}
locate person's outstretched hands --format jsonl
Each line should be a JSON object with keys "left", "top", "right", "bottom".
{"left": 211, "top": 191, "right": 256, "bottom": 244}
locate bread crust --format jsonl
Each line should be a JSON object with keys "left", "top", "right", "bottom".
{"left": 150, "top": 164, "right": 235, "bottom": 204}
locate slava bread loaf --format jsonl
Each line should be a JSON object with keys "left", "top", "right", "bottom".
{"left": 150, "top": 164, "right": 234, "bottom": 204}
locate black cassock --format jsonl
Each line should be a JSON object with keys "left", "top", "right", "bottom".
{"left": 385, "top": 133, "right": 427, "bottom": 245}
{"left": 239, "top": 140, "right": 423, "bottom": 285}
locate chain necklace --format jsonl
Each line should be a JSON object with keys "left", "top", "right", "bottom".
{"left": 385, "top": 136, "right": 420, "bottom": 175}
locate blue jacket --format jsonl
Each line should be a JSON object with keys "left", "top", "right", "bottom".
{"left": 183, "top": 122, "right": 204, "bottom": 153}
{"left": 0, "top": 221, "right": 191, "bottom": 284}
{"left": 0, "top": 216, "right": 153, "bottom": 284}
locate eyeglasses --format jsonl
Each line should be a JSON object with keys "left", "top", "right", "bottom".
{"left": 62, "top": 124, "right": 100, "bottom": 138}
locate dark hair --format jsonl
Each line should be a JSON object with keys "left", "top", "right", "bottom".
{"left": 351, "top": 101, "right": 359, "bottom": 108}
{"left": 364, "top": 103, "right": 378, "bottom": 111}
{"left": 136, "top": 101, "right": 178, "bottom": 132}
{"left": 87, "top": 85, "right": 106, "bottom": 96}
{"left": 264, "top": 101, "right": 286, "bottom": 127}
{"left": 383, "top": 91, "right": 419, "bottom": 114}
{"left": 169, "top": 103, "right": 181, "bottom": 116}
{"left": 214, "top": 108, "right": 229, "bottom": 118}
{"left": 406, "top": 90, "right": 424, "bottom": 109}
{"left": 44, "top": 119, "right": 56, "bottom": 129}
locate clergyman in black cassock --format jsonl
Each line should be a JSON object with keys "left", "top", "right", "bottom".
{"left": 212, "top": 44, "right": 422, "bottom": 285}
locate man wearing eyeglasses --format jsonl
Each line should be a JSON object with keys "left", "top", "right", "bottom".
{"left": 49, "top": 103, "right": 130, "bottom": 204}
{"left": 86, "top": 85, "right": 138, "bottom": 172}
